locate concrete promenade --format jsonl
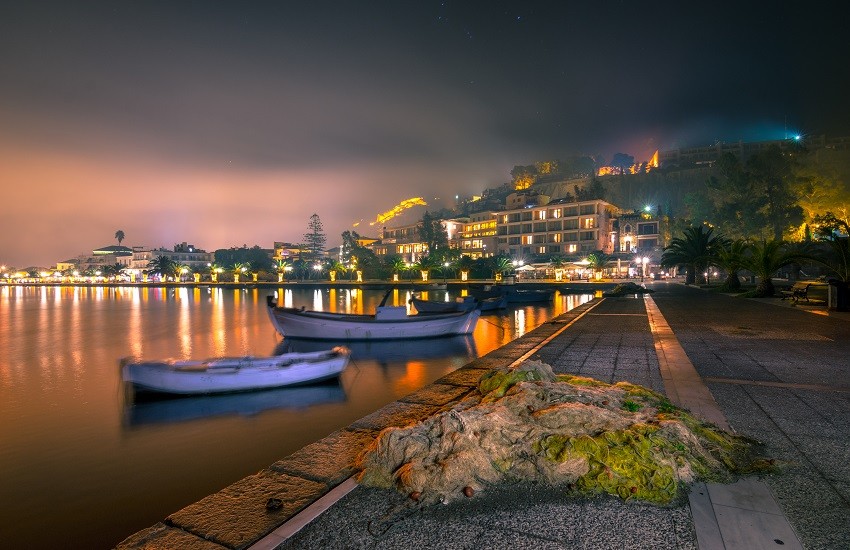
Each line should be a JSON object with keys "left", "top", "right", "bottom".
{"left": 119, "top": 283, "right": 850, "bottom": 549}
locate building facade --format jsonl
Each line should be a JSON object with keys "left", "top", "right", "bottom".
{"left": 453, "top": 212, "right": 497, "bottom": 258}
{"left": 495, "top": 198, "right": 616, "bottom": 259}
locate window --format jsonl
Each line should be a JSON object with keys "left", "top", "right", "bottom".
{"left": 582, "top": 218, "right": 595, "bottom": 229}
{"left": 580, "top": 231, "right": 595, "bottom": 241}
{"left": 537, "top": 246, "right": 547, "bottom": 254}
{"left": 551, "top": 208, "right": 562, "bottom": 219}
{"left": 521, "top": 223, "right": 533, "bottom": 233}
{"left": 624, "top": 224, "right": 632, "bottom": 234}
{"left": 580, "top": 204, "right": 596, "bottom": 215}
{"left": 535, "top": 210, "right": 546, "bottom": 220}
{"left": 522, "top": 235, "right": 533, "bottom": 245}
{"left": 638, "top": 223, "right": 658, "bottom": 235}
{"left": 533, "top": 222, "right": 547, "bottom": 232}
{"left": 563, "top": 219, "right": 579, "bottom": 230}
{"left": 549, "top": 233, "right": 562, "bottom": 243}
{"left": 568, "top": 244, "right": 577, "bottom": 253}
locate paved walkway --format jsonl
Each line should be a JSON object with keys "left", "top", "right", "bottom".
{"left": 121, "top": 284, "right": 850, "bottom": 549}
{"left": 257, "top": 284, "right": 848, "bottom": 549}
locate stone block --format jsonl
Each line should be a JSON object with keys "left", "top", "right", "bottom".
{"left": 433, "top": 367, "right": 491, "bottom": 387}
{"left": 167, "top": 470, "right": 327, "bottom": 550}
{"left": 348, "top": 401, "right": 440, "bottom": 432}
{"left": 399, "top": 383, "right": 471, "bottom": 406}
{"left": 116, "top": 522, "right": 228, "bottom": 549}
{"left": 270, "top": 428, "right": 377, "bottom": 485}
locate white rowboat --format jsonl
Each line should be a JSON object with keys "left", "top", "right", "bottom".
{"left": 266, "top": 295, "right": 480, "bottom": 340}
{"left": 121, "top": 347, "right": 350, "bottom": 395}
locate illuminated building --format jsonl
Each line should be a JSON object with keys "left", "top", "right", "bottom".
{"left": 496, "top": 197, "right": 616, "bottom": 259}
{"left": 453, "top": 212, "right": 497, "bottom": 258}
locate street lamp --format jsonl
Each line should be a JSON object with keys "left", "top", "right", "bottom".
{"left": 641, "top": 257, "right": 649, "bottom": 281}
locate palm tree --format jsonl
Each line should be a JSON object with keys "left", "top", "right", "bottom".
{"left": 231, "top": 262, "right": 248, "bottom": 282}
{"left": 388, "top": 257, "right": 407, "bottom": 281}
{"left": 115, "top": 230, "right": 125, "bottom": 246}
{"left": 328, "top": 260, "right": 346, "bottom": 281}
{"left": 492, "top": 256, "right": 513, "bottom": 279}
{"left": 146, "top": 255, "right": 178, "bottom": 280}
{"left": 412, "top": 255, "right": 438, "bottom": 281}
{"left": 812, "top": 237, "right": 850, "bottom": 283}
{"left": 741, "top": 240, "right": 814, "bottom": 297}
{"left": 101, "top": 262, "right": 123, "bottom": 280}
{"left": 585, "top": 252, "right": 609, "bottom": 279}
{"left": 661, "top": 225, "right": 718, "bottom": 285}
{"left": 711, "top": 238, "right": 748, "bottom": 291}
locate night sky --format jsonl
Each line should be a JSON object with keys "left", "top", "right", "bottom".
{"left": 2, "top": 1, "right": 848, "bottom": 267}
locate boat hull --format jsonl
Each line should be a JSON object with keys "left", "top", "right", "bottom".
{"left": 266, "top": 297, "right": 480, "bottom": 340}
{"left": 410, "top": 296, "right": 477, "bottom": 313}
{"left": 122, "top": 349, "right": 350, "bottom": 395}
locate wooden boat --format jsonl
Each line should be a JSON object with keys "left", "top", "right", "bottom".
{"left": 266, "top": 294, "right": 480, "bottom": 340}
{"left": 121, "top": 347, "right": 350, "bottom": 395}
{"left": 478, "top": 294, "right": 508, "bottom": 311}
{"left": 504, "top": 288, "right": 555, "bottom": 303}
{"left": 409, "top": 295, "right": 478, "bottom": 313}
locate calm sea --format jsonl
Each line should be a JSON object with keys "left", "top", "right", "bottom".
{"left": 0, "top": 285, "right": 591, "bottom": 548}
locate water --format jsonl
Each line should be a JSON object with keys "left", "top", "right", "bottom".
{"left": 0, "top": 285, "right": 591, "bottom": 548}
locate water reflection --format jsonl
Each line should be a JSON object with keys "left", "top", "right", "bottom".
{"left": 277, "top": 334, "right": 478, "bottom": 364}
{"left": 123, "top": 382, "right": 347, "bottom": 427}
{"left": 0, "top": 284, "right": 592, "bottom": 549}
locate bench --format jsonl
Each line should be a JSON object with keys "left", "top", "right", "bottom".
{"left": 780, "top": 282, "right": 811, "bottom": 302}
{"left": 780, "top": 282, "right": 828, "bottom": 303}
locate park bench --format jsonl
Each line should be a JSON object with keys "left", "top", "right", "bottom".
{"left": 780, "top": 281, "right": 827, "bottom": 303}
{"left": 780, "top": 282, "right": 810, "bottom": 302}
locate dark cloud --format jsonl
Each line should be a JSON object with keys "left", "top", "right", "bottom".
{"left": 1, "top": 1, "right": 849, "bottom": 266}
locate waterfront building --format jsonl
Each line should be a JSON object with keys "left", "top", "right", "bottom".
{"left": 453, "top": 212, "right": 497, "bottom": 258}
{"left": 156, "top": 243, "right": 214, "bottom": 271}
{"left": 273, "top": 242, "right": 308, "bottom": 262}
{"left": 495, "top": 196, "right": 616, "bottom": 260}
{"left": 69, "top": 245, "right": 134, "bottom": 273}
{"left": 371, "top": 222, "right": 428, "bottom": 263}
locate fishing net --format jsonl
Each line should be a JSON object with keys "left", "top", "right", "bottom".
{"left": 356, "top": 360, "right": 772, "bottom": 505}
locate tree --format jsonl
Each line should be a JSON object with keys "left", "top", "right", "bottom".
{"left": 146, "top": 255, "right": 178, "bottom": 280}
{"left": 102, "top": 262, "right": 123, "bottom": 280}
{"left": 491, "top": 256, "right": 513, "bottom": 278}
{"left": 510, "top": 165, "right": 537, "bottom": 190}
{"left": 746, "top": 145, "right": 804, "bottom": 240}
{"left": 711, "top": 238, "right": 747, "bottom": 291}
{"left": 585, "top": 252, "right": 608, "bottom": 277}
{"left": 660, "top": 225, "right": 718, "bottom": 285}
{"left": 412, "top": 255, "right": 439, "bottom": 281}
{"left": 741, "top": 240, "right": 815, "bottom": 297}
{"left": 418, "top": 212, "right": 449, "bottom": 258}
{"left": 231, "top": 262, "right": 249, "bottom": 282}
{"left": 303, "top": 214, "right": 327, "bottom": 261}
{"left": 114, "top": 230, "right": 125, "bottom": 246}
{"left": 812, "top": 237, "right": 850, "bottom": 283}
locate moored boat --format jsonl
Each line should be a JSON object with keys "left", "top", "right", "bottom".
{"left": 266, "top": 295, "right": 480, "bottom": 340}
{"left": 409, "top": 294, "right": 478, "bottom": 313}
{"left": 121, "top": 347, "right": 350, "bottom": 395}
{"left": 504, "top": 288, "right": 555, "bottom": 303}
{"left": 478, "top": 294, "right": 508, "bottom": 311}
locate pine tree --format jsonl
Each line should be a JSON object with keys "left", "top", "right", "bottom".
{"left": 303, "top": 214, "right": 327, "bottom": 260}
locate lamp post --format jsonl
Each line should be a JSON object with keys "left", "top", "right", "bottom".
{"left": 641, "top": 257, "right": 649, "bottom": 281}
